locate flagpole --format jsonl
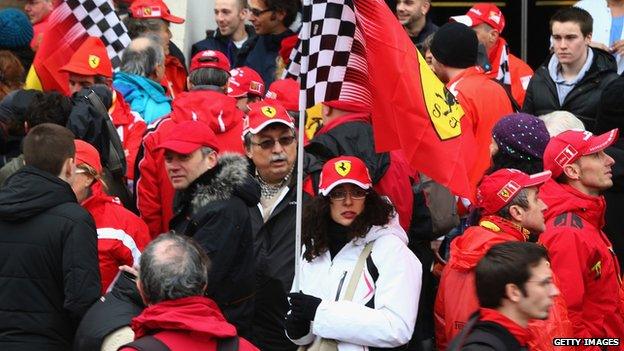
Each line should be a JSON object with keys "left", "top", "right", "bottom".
{"left": 293, "top": 102, "right": 305, "bottom": 293}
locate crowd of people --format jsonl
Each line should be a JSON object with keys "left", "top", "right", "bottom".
{"left": 0, "top": 0, "right": 623, "bottom": 350}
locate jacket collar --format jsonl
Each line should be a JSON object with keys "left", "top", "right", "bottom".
{"left": 316, "top": 112, "right": 371, "bottom": 135}
{"left": 478, "top": 215, "right": 530, "bottom": 242}
{"left": 540, "top": 179, "right": 606, "bottom": 229}
{"left": 479, "top": 307, "right": 531, "bottom": 347}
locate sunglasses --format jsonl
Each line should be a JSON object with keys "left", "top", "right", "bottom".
{"left": 328, "top": 188, "right": 368, "bottom": 201}
{"left": 249, "top": 7, "right": 273, "bottom": 17}
{"left": 251, "top": 135, "right": 296, "bottom": 150}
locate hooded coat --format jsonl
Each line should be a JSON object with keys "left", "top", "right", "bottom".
{"left": 538, "top": 180, "right": 624, "bottom": 343}
{"left": 118, "top": 296, "right": 259, "bottom": 351}
{"left": 434, "top": 215, "right": 573, "bottom": 351}
{"left": 0, "top": 166, "right": 101, "bottom": 351}
{"left": 135, "top": 89, "right": 245, "bottom": 238}
{"left": 113, "top": 72, "right": 172, "bottom": 124}
{"left": 170, "top": 154, "right": 260, "bottom": 339}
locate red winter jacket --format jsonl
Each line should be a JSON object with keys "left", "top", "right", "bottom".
{"left": 435, "top": 215, "right": 573, "bottom": 351}
{"left": 82, "top": 182, "right": 150, "bottom": 294}
{"left": 136, "top": 89, "right": 245, "bottom": 237}
{"left": 539, "top": 180, "right": 624, "bottom": 346}
{"left": 164, "top": 54, "right": 188, "bottom": 99}
{"left": 119, "top": 296, "right": 259, "bottom": 351}
{"left": 110, "top": 91, "right": 147, "bottom": 181}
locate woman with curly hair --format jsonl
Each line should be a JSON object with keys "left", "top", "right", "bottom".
{"left": 286, "top": 156, "right": 422, "bottom": 350}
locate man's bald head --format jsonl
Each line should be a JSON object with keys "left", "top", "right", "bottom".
{"left": 120, "top": 34, "right": 165, "bottom": 80}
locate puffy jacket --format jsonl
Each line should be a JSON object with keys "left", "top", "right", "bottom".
{"left": 522, "top": 48, "right": 618, "bottom": 132}
{"left": 170, "top": 154, "right": 260, "bottom": 339}
{"left": 448, "top": 66, "right": 513, "bottom": 190}
{"left": 245, "top": 30, "right": 295, "bottom": 87}
{"left": 0, "top": 166, "right": 101, "bottom": 351}
{"left": 191, "top": 25, "right": 258, "bottom": 68}
{"left": 113, "top": 72, "right": 172, "bottom": 124}
{"left": 304, "top": 113, "right": 414, "bottom": 230}
{"left": 135, "top": 89, "right": 245, "bottom": 237}
{"left": 539, "top": 180, "right": 624, "bottom": 343}
{"left": 110, "top": 91, "right": 147, "bottom": 181}
{"left": 485, "top": 38, "right": 533, "bottom": 107}
{"left": 82, "top": 182, "right": 150, "bottom": 294}
{"left": 119, "top": 296, "right": 259, "bottom": 351}
{"left": 249, "top": 168, "right": 298, "bottom": 351}
{"left": 73, "top": 272, "right": 144, "bottom": 351}
{"left": 288, "top": 216, "right": 422, "bottom": 351}
{"left": 435, "top": 215, "right": 573, "bottom": 351}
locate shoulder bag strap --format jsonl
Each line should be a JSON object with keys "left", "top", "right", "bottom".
{"left": 342, "top": 242, "right": 374, "bottom": 301}
{"left": 119, "top": 335, "right": 171, "bottom": 351}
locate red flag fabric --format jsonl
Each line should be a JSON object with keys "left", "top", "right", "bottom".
{"left": 353, "top": 0, "right": 477, "bottom": 201}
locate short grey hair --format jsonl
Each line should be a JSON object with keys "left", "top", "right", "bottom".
{"left": 123, "top": 17, "right": 167, "bottom": 39}
{"left": 200, "top": 146, "right": 215, "bottom": 156}
{"left": 189, "top": 68, "right": 230, "bottom": 88}
{"left": 539, "top": 110, "right": 586, "bottom": 137}
{"left": 120, "top": 34, "right": 165, "bottom": 77}
{"left": 139, "top": 233, "right": 211, "bottom": 304}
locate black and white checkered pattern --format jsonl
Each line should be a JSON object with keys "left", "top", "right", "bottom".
{"left": 66, "top": 0, "right": 130, "bottom": 70}
{"left": 286, "top": 0, "right": 371, "bottom": 110}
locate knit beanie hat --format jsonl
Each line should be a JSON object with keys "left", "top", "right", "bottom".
{"left": 0, "top": 9, "right": 34, "bottom": 49}
{"left": 492, "top": 113, "right": 551, "bottom": 161}
{"left": 430, "top": 22, "right": 477, "bottom": 68}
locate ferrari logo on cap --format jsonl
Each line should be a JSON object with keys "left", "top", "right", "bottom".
{"left": 88, "top": 55, "right": 100, "bottom": 69}
{"left": 497, "top": 180, "right": 520, "bottom": 202}
{"left": 418, "top": 54, "right": 465, "bottom": 140}
{"left": 335, "top": 160, "right": 352, "bottom": 177}
{"left": 261, "top": 106, "right": 276, "bottom": 118}
{"left": 143, "top": 7, "right": 152, "bottom": 15}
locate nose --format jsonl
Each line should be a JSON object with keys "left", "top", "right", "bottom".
{"left": 605, "top": 153, "right": 615, "bottom": 167}
{"left": 271, "top": 139, "right": 285, "bottom": 153}
{"left": 539, "top": 198, "right": 548, "bottom": 212}
{"left": 550, "top": 283, "right": 560, "bottom": 297}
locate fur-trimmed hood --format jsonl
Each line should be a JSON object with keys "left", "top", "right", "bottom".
{"left": 189, "top": 153, "right": 260, "bottom": 214}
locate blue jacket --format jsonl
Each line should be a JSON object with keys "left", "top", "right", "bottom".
{"left": 245, "top": 30, "right": 295, "bottom": 87}
{"left": 113, "top": 72, "right": 172, "bottom": 124}
{"left": 191, "top": 25, "right": 258, "bottom": 69}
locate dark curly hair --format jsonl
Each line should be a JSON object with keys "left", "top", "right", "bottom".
{"left": 302, "top": 189, "right": 395, "bottom": 261}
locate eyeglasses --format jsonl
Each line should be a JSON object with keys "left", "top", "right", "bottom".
{"left": 249, "top": 7, "right": 273, "bottom": 17}
{"left": 251, "top": 135, "right": 296, "bottom": 150}
{"left": 328, "top": 188, "right": 368, "bottom": 201}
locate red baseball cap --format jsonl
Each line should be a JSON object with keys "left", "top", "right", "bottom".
{"left": 60, "top": 37, "right": 112, "bottom": 78}
{"left": 129, "top": 0, "right": 185, "bottom": 24}
{"left": 543, "top": 129, "right": 619, "bottom": 178}
{"left": 190, "top": 50, "right": 231, "bottom": 73}
{"left": 155, "top": 120, "right": 221, "bottom": 154}
{"left": 228, "top": 67, "right": 265, "bottom": 98}
{"left": 322, "top": 100, "right": 371, "bottom": 113}
{"left": 265, "top": 78, "right": 298, "bottom": 111}
{"left": 477, "top": 168, "right": 551, "bottom": 215}
{"left": 450, "top": 3, "right": 505, "bottom": 33}
{"left": 243, "top": 101, "right": 295, "bottom": 135}
{"left": 74, "top": 139, "right": 103, "bottom": 174}
{"left": 318, "top": 156, "right": 372, "bottom": 196}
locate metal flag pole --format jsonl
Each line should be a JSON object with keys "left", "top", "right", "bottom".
{"left": 292, "top": 99, "right": 306, "bottom": 292}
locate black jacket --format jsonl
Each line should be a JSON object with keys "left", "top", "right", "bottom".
{"left": 170, "top": 154, "right": 260, "bottom": 340}
{"left": 0, "top": 166, "right": 101, "bottom": 351}
{"left": 191, "top": 25, "right": 258, "bottom": 69}
{"left": 249, "top": 166, "right": 298, "bottom": 351}
{"left": 73, "top": 272, "right": 144, "bottom": 351}
{"left": 522, "top": 48, "right": 618, "bottom": 132}
{"left": 245, "top": 29, "right": 295, "bottom": 87}
{"left": 448, "top": 313, "right": 527, "bottom": 351}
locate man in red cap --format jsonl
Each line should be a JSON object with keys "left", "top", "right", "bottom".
{"left": 451, "top": 3, "right": 533, "bottom": 107}
{"left": 156, "top": 120, "right": 259, "bottom": 339}
{"left": 538, "top": 128, "right": 624, "bottom": 342}
{"left": 228, "top": 66, "right": 265, "bottom": 112}
{"left": 60, "top": 36, "right": 147, "bottom": 182}
{"left": 434, "top": 168, "right": 573, "bottom": 350}
{"left": 135, "top": 49, "right": 245, "bottom": 238}
{"left": 304, "top": 99, "right": 414, "bottom": 232}
{"left": 125, "top": 0, "right": 188, "bottom": 97}
{"left": 243, "top": 101, "right": 299, "bottom": 351}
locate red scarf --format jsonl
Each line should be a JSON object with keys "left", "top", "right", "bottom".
{"left": 479, "top": 307, "right": 530, "bottom": 347}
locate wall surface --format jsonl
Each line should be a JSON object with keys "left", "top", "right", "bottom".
{"left": 165, "top": 0, "right": 216, "bottom": 65}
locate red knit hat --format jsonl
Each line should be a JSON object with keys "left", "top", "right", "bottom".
{"left": 318, "top": 156, "right": 372, "bottom": 196}
{"left": 60, "top": 37, "right": 112, "bottom": 78}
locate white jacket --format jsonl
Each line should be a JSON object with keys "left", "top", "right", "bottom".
{"left": 289, "top": 216, "right": 422, "bottom": 350}
{"left": 575, "top": 0, "right": 624, "bottom": 74}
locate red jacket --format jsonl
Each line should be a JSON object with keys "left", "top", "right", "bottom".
{"left": 136, "top": 90, "right": 245, "bottom": 237}
{"left": 485, "top": 38, "right": 534, "bottom": 107}
{"left": 435, "top": 215, "right": 573, "bottom": 351}
{"left": 448, "top": 67, "right": 513, "bottom": 192}
{"left": 110, "top": 91, "right": 147, "bottom": 181}
{"left": 539, "top": 180, "right": 624, "bottom": 344}
{"left": 119, "top": 296, "right": 259, "bottom": 351}
{"left": 164, "top": 54, "right": 187, "bottom": 98}
{"left": 82, "top": 182, "right": 150, "bottom": 294}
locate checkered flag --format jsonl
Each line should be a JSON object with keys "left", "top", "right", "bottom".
{"left": 63, "top": 0, "right": 131, "bottom": 70}
{"left": 286, "top": 0, "right": 371, "bottom": 110}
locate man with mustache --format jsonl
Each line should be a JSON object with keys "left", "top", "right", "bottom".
{"left": 244, "top": 101, "right": 298, "bottom": 351}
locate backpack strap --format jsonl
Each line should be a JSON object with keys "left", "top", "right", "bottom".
{"left": 343, "top": 242, "right": 374, "bottom": 301}
{"left": 119, "top": 335, "right": 171, "bottom": 351}
{"left": 217, "top": 336, "right": 240, "bottom": 351}
{"left": 462, "top": 329, "right": 508, "bottom": 351}
{"left": 446, "top": 312, "right": 480, "bottom": 351}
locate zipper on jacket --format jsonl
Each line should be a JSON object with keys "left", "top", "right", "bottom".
{"left": 335, "top": 271, "right": 348, "bottom": 301}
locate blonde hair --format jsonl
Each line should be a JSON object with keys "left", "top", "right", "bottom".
{"left": 76, "top": 163, "right": 108, "bottom": 190}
